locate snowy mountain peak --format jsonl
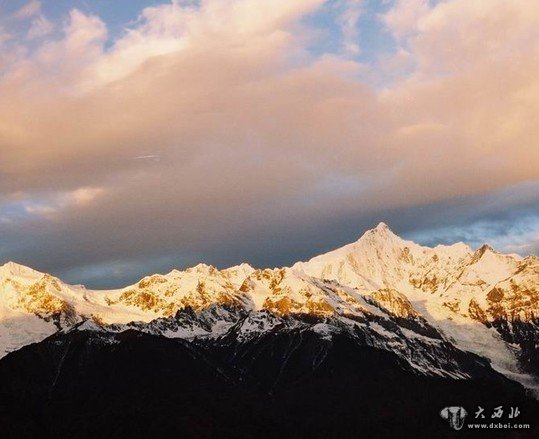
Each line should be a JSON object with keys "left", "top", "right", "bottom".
{"left": 353, "top": 222, "right": 407, "bottom": 251}
{"left": 187, "top": 263, "right": 216, "bottom": 274}
{"left": 362, "top": 222, "right": 398, "bottom": 240}
{"left": 374, "top": 221, "right": 390, "bottom": 231}
{"left": 225, "top": 263, "right": 255, "bottom": 273}
{"left": 0, "top": 261, "right": 43, "bottom": 279}
{"left": 470, "top": 243, "right": 522, "bottom": 267}
{"left": 475, "top": 243, "right": 496, "bottom": 257}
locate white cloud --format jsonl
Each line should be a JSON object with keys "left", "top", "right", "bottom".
{"left": 338, "top": 0, "right": 363, "bottom": 56}
{"left": 381, "top": 0, "right": 430, "bottom": 40}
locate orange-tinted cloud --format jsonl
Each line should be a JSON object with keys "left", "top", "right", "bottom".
{"left": 0, "top": 0, "right": 537, "bottom": 283}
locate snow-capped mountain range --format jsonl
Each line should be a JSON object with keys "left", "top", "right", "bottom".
{"left": 1, "top": 223, "right": 538, "bottom": 390}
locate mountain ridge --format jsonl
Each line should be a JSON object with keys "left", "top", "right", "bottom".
{"left": 0, "top": 222, "right": 538, "bottom": 393}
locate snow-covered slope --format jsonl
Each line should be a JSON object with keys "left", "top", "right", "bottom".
{"left": 0, "top": 223, "right": 537, "bottom": 388}
{"left": 0, "top": 263, "right": 78, "bottom": 356}
{"left": 293, "top": 223, "right": 537, "bottom": 388}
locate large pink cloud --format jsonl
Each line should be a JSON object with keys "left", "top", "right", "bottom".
{"left": 0, "top": 0, "right": 537, "bottom": 279}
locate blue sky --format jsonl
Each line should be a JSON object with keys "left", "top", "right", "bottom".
{"left": 305, "top": 0, "right": 395, "bottom": 62}
{"left": 0, "top": 0, "right": 537, "bottom": 287}
{"left": 1, "top": 0, "right": 399, "bottom": 68}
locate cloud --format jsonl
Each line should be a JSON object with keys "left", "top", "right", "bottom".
{"left": 0, "top": 0, "right": 538, "bottom": 285}
{"left": 337, "top": 0, "right": 363, "bottom": 56}
{"left": 408, "top": 214, "right": 539, "bottom": 256}
{"left": 399, "top": 180, "right": 539, "bottom": 254}
{"left": 66, "top": 187, "right": 105, "bottom": 206}
{"left": 14, "top": 1, "right": 41, "bottom": 19}
{"left": 0, "top": 187, "right": 105, "bottom": 222}
{"left": 27, "top": 15, "right": 54, "bottom": 39}
{"left": 381, "top": 0, "right": 430, "bottom": 40}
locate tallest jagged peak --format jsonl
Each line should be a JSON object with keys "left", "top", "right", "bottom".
{"left": 355, "top": 222, "right": 403, "bottom": 248}
{"left": 367, "top": 222, "right": 398, "bottom": 238}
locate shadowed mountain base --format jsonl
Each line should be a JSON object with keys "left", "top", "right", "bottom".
{"left": 0, "top": 329, "right": 537, "bottom": 439}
